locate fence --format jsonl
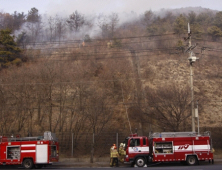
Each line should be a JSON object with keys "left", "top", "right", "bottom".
{"left": 56, "top": 129, "right": 222, "bottom": 160}
{"left": 2, "top": 128, "right": 222, "bottom": 161}
{"left": 57, "top": 132, "right": 127, "bottom": 160}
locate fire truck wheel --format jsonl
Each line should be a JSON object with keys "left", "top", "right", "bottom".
{"left": 135, "top": 157, "right": 145, "bottom": 167}
{"left": 186, "top": 156, "right": 197, "bottom": 165}
{"left": 23, "top": 158, "right": 34, "bottom": 169}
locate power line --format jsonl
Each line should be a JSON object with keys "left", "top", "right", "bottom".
{"left": 23, "top": 37, "right": 179, "bottom": 51}
{"left": 18, "top": 33, "right": 177, "bottom": 46}
{"left": 21, "top": 52, "right": 185, "bottom": 63}
{"left": 22, "top": 46, "right": 177, "bottom": 56}
{"left": 18, "top": 34, "right": 222, "bottom": 48}
{"left": 18, "top": 32, "right": 222, "bottom": 46}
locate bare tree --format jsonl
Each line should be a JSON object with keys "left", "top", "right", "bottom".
{"left": 0, "top": 84, "right": 14, "bottom": 134}
{"left": 97, "top": 13, "right": 119, "bottom": 38}
{"left": 142, "top": 10, "right": 154, "bottom": 27}
{"left": 97, "top": 15, "right": 109, "bottom": 38}
{"left": 55, "top": 16, "right": 66, "bottom": 42}
{"left": 109, "top": 13, "right": 119, "bottom": 38}
{"left": 85, "top": 93, "right": 113, "bottom": 134}
{"left": 84, "top": 89, "right": 113, "bottom": 163}
{"left": 37, "top": 62, "right": 59, "bottom": 131}
{"left": 145, "top": 83, "right": 191, "bottom": 131}
{"left": 48, "top": 16, "right": 56, "bottom": 41}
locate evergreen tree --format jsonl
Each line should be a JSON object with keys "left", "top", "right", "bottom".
{"left": 67, "top": 10, "right": 85, "bottom": 32}
{"left": 27, "top": 7, "right": 40, "bottom": 23}
{"left": 214, "top": 11, "right": 222, "bottom": 29}
{"left": 207, "top": 26, "right": 222, "bottom": 41}
{"left": 173, "top": 14, "right": 187, "bottom": 35}
{"left": 0, "top": 29, "right": 22, "bottom": 67}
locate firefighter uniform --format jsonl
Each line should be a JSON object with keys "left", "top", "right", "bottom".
{"left": 118, "top": 143, "right": 125, "bottom": 162}
{"left": 110, "top": 144, "right": 115, "bottom": 166}
{"left": 110, "top": 146, "right": 119, "bottom": 167}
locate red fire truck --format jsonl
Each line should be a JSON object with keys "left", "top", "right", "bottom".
{"left": 123, "top": 132, "right": 214, "bottom": 167}
{"left": 0, "top": 131, "right": 59, "bottom": 169}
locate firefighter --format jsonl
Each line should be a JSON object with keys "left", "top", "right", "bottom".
{"left": 110, "top": 144, "right": 115, "bottom": 166}
{"left": 110, "top": 145, "right": 119, "bottom": 167}
{"left": 107, "top": 40, "right": 113, "bottom": 48}
{"left": 82, "top": 41, "right": 85, "bottom": 47}
{"left": 118, "top": 143, "right": 125, "bottom": 163}
{"left": 110, "top": 144, "right": 116, "bottom": 154}
{"left": 110, "top": 144, "right": 116, "bottom": 151}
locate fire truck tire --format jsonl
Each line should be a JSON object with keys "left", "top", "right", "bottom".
{"left": 186, "top": 156, "right": 197, "bottom": 165}
{"left": 23, "top": 158, "right": 34, "bottom": 169}
{"left": 135, "top": 157, "right": 145, "bottom": 167}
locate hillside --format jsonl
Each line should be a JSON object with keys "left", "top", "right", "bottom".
{"left": 1, "top": 34, "right": 222, "bottom": 130}
{"left": 1, "top": 7, "right": 222, "bottom": 156}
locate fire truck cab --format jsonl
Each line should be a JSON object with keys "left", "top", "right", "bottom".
{"left": 0, "top": 131, "right": 59, "bottom": 169}
{"left": 123, "top": 134, "right": 150, "bottom": 167}
{"left": 123, "top": 132, "right": 214, "bottom": 167}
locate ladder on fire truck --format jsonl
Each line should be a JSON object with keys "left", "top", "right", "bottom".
{"left": 1, "top": 131, "right": 58, "bottom": 142}
{"left": 149, "top": 131, "right": 211, "bottom": 138}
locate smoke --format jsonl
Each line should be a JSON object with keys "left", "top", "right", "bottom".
{"left": 8, "top": 0, "right": 219, "bottom": 46}
{"left": 12, "top": 9, "right": 142, "bottom": 45}
{"left": 1, "top": 0, "right": 221, "bottom": 16}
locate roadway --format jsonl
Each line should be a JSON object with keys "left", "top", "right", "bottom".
{"left": 1, "top": 159, "right": 222, "bottom": 169}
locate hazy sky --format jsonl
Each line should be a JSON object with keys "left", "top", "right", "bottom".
{"left": 1, "top": 0, "right": 222, "bottom": 16}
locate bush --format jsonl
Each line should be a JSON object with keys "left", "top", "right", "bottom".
{"left": 12, "top": 58, "right": 22, "bottom": 66}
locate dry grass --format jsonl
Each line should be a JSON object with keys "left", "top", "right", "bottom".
{"left": 213, "top": 149, "right": 222, "bottom": 159}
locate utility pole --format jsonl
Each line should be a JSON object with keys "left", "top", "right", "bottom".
{"left": 190, "top": 59, "right": 195, "bottom": 132}
{"left": 195, "top": 101, "right": 199, "bottom": 134}
{"left": 184, "top": 23, "right": 198, "bottom": 132}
